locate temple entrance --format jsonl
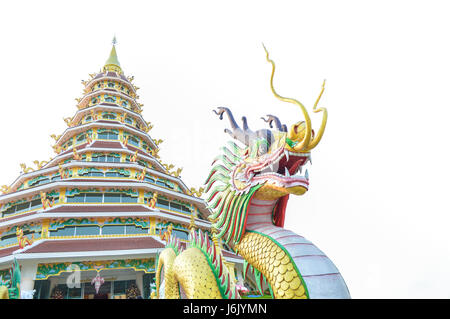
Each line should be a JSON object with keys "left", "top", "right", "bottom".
{"left": 83, "top": 280, "right": 112, "bottom": 299}
{"left": 34, "top": 268, "right": 154, "bottom": 299}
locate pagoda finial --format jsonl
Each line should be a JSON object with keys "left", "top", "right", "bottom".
{"left": 103, "top": 36, "right": 122, "bottom": 74}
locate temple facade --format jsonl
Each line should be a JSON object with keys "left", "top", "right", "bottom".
{"left": 0, "top": 42, "right": 243, "bottom": 299}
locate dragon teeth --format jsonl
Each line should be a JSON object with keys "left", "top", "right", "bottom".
{"left": 284, "top": 167, "right": 290, "bottom": 177}
{"left": 305, "top": 169, "right": 309, "bottom": 180}
{"left": 284, "top": 150, "right": 290, "bottom": 162}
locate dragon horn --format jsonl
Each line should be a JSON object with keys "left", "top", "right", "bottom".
{"left": 263, "top": 44, "right": 317, "bottom": 152}
{"left": 304, "top": 79, "right": 328, "bottom": 151}
{"left": 261, "top": 114, "right": 286, "bottom": 132}
{"left": 241, "top": 116, "right": 249, "bottom": 131}
{"left": 214, "top": 107, "right": 255, "bottom": 146}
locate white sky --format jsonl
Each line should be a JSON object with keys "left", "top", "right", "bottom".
{"left": 0, "top": 0, "right": 449, "bottom": 298}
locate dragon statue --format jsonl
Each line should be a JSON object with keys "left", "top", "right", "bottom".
{"left": 33, "top": 160, "right": 49, "bottom": 170}
{"left": 159, "top": 224, "right": 173, "bottom": 242}
{"left": 90, "top": 110, "right": 99, "bottom": 121}
{"left": 58, "top": 164, "right": 69, "bottom": 179}
{"left": 40, "top": 192, "right": 55, "bottom": 210}
{"left": 130, "top": 150, "right": 139, "bottom": 162}
{"left": 189, "top": 187, "right": 205, "bottom": 198}
{"left": 146, "top": 192, "right": 158, "bottom": 209}
{"left": 73, "top": 147, "right": 82, "bottom": 161}
{"left": 154, "top": 47, "right": 350, "bottom": 299}
{"left": 0, "top": 258, "right": 21, "bottom": 299}
{"left": 169, "top": 167, "right": 183, "bottom": 178}
{"left": 50, "top": 134, "right": 61, "bottom": 142}
{"left": 136, "top": 167, "right": 147, "bottom": 181}
{"left": 1, "top": 185, "right": 11, "bottom": 195}
{"left": 20, "top": 163, "right": 35, "bottom": 174}
{"left": 16, "top": 227, "right": 33, "bottom": 249}
{"left": 118, "top": 112, "right": 126, "bottom": 123}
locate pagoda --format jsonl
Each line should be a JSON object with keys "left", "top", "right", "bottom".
{"left": 0, "top": 40, "right": 244, "bottom": 299}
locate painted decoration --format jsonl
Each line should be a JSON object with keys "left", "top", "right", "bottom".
{"left": 91, "top": 273, "right": 105, "bottom": 294}
{"left": 35, "top": 258, "right": 155, "bottom": 280}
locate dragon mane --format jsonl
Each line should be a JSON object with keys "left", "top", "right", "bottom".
{"left": 204, "top": 141, "right": 263, "bottom": 246}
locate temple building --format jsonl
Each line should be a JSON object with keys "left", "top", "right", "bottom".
{"left": 0, "top": 41, "right": 244, "bottom": 299}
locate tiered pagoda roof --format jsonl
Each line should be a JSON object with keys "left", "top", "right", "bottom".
{"left": 0, "top": 41, "right": 237, "bottom": 265}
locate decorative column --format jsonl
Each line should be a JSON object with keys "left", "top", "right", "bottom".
{"left": 59, "top": 188, "right": 66, "bottom": 204}
{"left": 149, "top": 218, "right": 156, "bottom": 235}
{"left": 41, "top": 219, "right": 50, "bottom": 238}
{"left": 20, "top": 261, "right": 38, "bottom": 299}
{"left": 136, "top": 272, "right": 144, "bottom": 297}
{"left": 138, "top": 189, "right": 145, "bottom": 204}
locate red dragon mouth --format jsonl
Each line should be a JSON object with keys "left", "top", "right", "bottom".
{"left": 234, "top": 147, "right": 312, "bottom": 192}
{"left": 252, "top": 149, "right": 311, "bottom": 189}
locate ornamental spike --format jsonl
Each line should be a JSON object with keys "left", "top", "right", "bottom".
{"left": 212, "top": 242, "right": 218, "bottom": 264}
{"left": 218, "top": 258, "right": 223, "bottom": 278}
{"left": 192, "top": 229, "right": 197, "bottom": 244}
{"left": 243, "top": 260, "right": 249, "bottom": 280}
{"left": 268, "top": 283, "right": 274, "bottom": 299}
{"left": 254, "top": 269, "right": 263, "bottom": 295}
{"left": 225, "top": 273, "right": 231, "bottom": 294}
{"left": 205, "top": 233, "right": 210, "bottom": 252}
{"left": 199, "top": 230, "right": 204, "bottom": 248}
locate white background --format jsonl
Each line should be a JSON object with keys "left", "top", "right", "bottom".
{"left": 0, "top": 0, "right": 449, "bottom": 298}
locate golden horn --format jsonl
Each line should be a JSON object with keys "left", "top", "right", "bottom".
{"left": 304, "top": 79, "right": 328, "bottom": 151}
{"left": 263, "top": 44, "right": 312, "bottom": 151}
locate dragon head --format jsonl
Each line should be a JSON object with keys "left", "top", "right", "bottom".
{"left": 210, "top": 108, "right": 314, "bottom": 200}
{"left": 16, "top": 227, "right": 24, "bottom": 237}
{"left": 205, "top": 46, "right": 328, "bottom": 246}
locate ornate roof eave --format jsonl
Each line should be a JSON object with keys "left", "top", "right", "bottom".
{"left": 0, "top": 242, "right": 163, "bottom": 266}
{"left": 0, "top": 180, "right": 209, "bottom": 216}
{"left": 14, "top": 160, "right": 190, "bottom": 194}
{"left": 83, "top": 74, "right": 137, "bottom": 96}
{"left": 11, "top": 161, "right": 180, "bottom": 194}
{"left": 43, "top": 144, "right": 164, "bottom": 173}
{"left": 44, "top": 146, "right": 164, "bottom": 171}
{"left": 54, "top": 120, "right": 157, "bottom": 150}
{"left": 0, "top": 238, "right": 242, "bottom": 267}
{"left": 70, "top": 104, "right": 149, "bottom": 131}
{"left": 77, "top": 89, "right": 141, "bottom": 113}
{"left": 0, "top": 207, "right": 212, "bottom": 230}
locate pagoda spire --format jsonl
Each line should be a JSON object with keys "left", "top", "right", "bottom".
{"left": 103, "top": 36, "right": 122, "bottom": 74}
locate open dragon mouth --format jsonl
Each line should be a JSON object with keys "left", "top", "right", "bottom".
{"left": 232, "top": 146, "right": 311, "bottom": 192}
{"left": 253, "top": 149, "right": 311, "bottom": 188}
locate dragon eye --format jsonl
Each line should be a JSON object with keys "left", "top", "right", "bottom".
{"left": 258, "top": 143, "right": 268, "bottom": 156}
{"left": 248, "top": 138, "right": 270, "bottom": 158}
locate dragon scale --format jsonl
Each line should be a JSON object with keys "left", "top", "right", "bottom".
{"left": 236, "top": 198, "right": 349, "bottom": 298}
